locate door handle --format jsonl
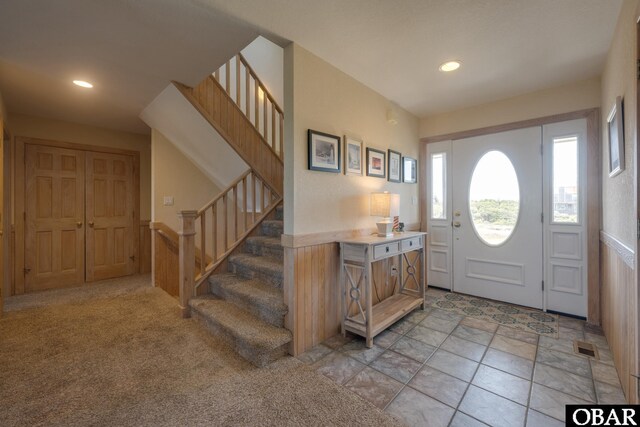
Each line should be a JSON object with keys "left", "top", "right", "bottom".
{"left": 88, "top": 221, "right": 94, "bottom": 228}
{"left": 453, "top": 221, "right": 461, "bottom": 228}
{"left": 76, "top": 221, "right": 83, "bottom": 228}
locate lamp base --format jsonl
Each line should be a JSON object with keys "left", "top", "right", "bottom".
{"left": 376, "top": 221, "right": 394, "bottom": 238}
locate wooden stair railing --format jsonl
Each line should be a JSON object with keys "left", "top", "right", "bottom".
{"left": 151, "top": 222, "right": 214, "bottom": 299}
{"left": 177, "top": 168, "right": 282, "bottom": 318}
{"left": 214, "top": 53, "right": 284, "bottom": 160}
{"left": 173, "top": 54, "right": 284, "bottom": 197}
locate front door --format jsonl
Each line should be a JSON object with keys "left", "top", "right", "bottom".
{"left": 25, "top": 144, "right": 85, "bottom": 291}
{"left": 451, "top": 127, "right": 543, "bottom": 308}
{"left": 85, "top": 152, "right": 135, "bottom": 282}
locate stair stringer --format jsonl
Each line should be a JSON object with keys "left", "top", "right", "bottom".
{"left": 140, "top": 83, "right": 249, "bottom": 190}
{"left": 175, "top": 77, "right": 283, "bottom": 197}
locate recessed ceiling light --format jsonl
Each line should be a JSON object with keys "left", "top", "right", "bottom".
{"left": 73, "top": 80, "right": 93, "bottom": 88}
{"left": 439, "top": 61, "right": 461, "bottom": 72}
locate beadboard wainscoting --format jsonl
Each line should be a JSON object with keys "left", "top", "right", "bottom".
{"left": 139, "top": 220, "right": 151, "bottom": 274}
{"left": 283, "top": 224, "right": 421, "bottom": 356}
{"left": 600, "top": 231, "right": 636, "bottom": 403}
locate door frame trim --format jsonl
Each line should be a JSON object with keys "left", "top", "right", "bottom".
{"left": 420, "top": 108, "right": 601, "bottom": 323}
{"left": 14, "top": 136, "right": 141, "bottom": 294}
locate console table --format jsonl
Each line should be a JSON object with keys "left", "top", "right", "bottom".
{"left": 339, "top": 232, "right": 427, "bottom": 348}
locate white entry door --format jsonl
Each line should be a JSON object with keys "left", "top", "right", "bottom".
{"left": 451, "top": 127, "right": 543, "bottom": 308}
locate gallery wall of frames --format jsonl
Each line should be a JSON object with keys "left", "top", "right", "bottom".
{"left": 307, "top": 129, "right": 417, "bottom": 183}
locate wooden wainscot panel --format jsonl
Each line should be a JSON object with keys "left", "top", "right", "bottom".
{"left": 151, "top": 222, "right": 180, "bottom": 298}
{"left": 139, "top": 220, "right": 151, "bottom": 274}
{"left": 600, "top": 231, "right": 636, "bottom": 403}
{"left": 283, "top": 233, "right": 423, "bottom": 356}
{"left": 285, "top": 243, "right": 341, "bottom": 356}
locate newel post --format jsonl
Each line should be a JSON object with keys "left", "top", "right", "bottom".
{"left": 178, "top": 210, "right": 198, "bottom": 318}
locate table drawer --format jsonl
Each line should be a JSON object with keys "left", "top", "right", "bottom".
{"left": 373, "top": 242, "right": 400, "bottom": 260}
{"left": 401, "top": 236, "right": 422, "bottom": 251}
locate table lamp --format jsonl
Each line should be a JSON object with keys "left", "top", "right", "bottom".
{"left": 370, "top": 192, "right": 400, "bottom": 237}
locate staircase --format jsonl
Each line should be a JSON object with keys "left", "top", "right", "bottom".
{"left": 168, "top": 49, "right": 289, "bottom": 366}
{"left": 189, "top": 205, "right": 291, "bottom": 367}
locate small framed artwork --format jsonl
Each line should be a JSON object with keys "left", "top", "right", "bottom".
{"left": 366, "top": 148, "right": 386, "bottom": 178}
{"left": 607, "top": 96, "right": 624, "bottom": 177}
{"left": 344, "top": 136, "right": 363, "bottom": 176}
{"left": 308, "top": 129, "right": 341, "bottom": 173}
{"left": 403, "top": 157, "right": 417, "bottom": 183}
{"left": 388, "top": 149, "right": 402, "bottom": 182}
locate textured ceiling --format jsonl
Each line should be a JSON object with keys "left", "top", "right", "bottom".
{"left": 0, "top": 0, "right": 623, "bottom": 134}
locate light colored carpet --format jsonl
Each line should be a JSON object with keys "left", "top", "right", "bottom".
{"left": 430, "top": 290, "right": 559, "bottom": 337}
{"left": 0, "top": 276, "right": 403, "bottom": 427}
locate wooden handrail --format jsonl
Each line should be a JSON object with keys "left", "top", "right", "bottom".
{"left": 210, "top": 53, "right": 284, "bottom": 161}
{"left": 175, "top": 78, "right": 284, "bottom": 196}
{"left": 197, "top": 169, "right": 252, "bottom": 216}
{"left": 177, "top": 168, "right": 282, "bottom": 317}
{"left": 238, "top": 53, "right": 284, "bottom": 115}
{"left": 151, "top": 222, "right": 212, "bottom": 265}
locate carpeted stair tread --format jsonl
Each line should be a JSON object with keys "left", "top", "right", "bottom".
{"left": 245, "top": 236, "right": 282, "bottom": 250}
{"left": 275, "top": 205, "right": 283, "bottom": 220}
{"left": 209, "top": 273, "right": 287, "bottom": 326}
{"left": 261, "top": 220, "right": 284, "bottom": 237}
{"left": 189, "top": 296, "right": 292, "bottom": 364}
{"left": 229, "top": 253, "right": 283, "bottom": 286}
{"left": 244, "top": 236, "right": 283, "bottom": 260}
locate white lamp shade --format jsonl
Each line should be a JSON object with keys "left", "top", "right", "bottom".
{"left": 370, "top": 192, "right": 400, "bottom": 218}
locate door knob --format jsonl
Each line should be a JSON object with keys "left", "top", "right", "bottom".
{"left": 88, "top": 221, "right": 94, "bottom": 227}
{"left": 76, "top": 221, "right": 83, "bottom": 228}
{"left": 453, "top": 221, "right": 461, "bottom": 228}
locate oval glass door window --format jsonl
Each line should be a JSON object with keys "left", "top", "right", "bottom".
{"left": 469, "top": 151, "right": 520, "bottom": 246}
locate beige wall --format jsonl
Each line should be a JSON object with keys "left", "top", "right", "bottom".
{"left": 8, "top": 113, "right": 151, "bottom": 219}
{"left": 601, "top": 0, "right": 638, "bottom": 248}
{"left": 284, "top": 44, "right": 420, "bottom": 236}
{"left": 419, "top": 77, "right": 601, "bottom": 138}
{"left": 151, "top": 129, "right": 221, "bottom": 232}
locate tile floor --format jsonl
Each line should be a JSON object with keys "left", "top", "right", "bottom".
{"left": 297, "top": 288, "right": 626, "bottom": 427}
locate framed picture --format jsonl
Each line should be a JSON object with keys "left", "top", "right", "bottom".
{"left": 366, "top": 148, "right": 386, "bottom": 178}
{"left": 308, "top": 129, "right": 341, "bottom": 173}
{"left": 344, "top": 136, "right": 363, "bottom": 175}
{"left": 607, "top": 96, "right": 624, "bottom": 177}
{"left": 388, "top": 149, "right": 402, "bottom": 182}
{"left": 403, "top": 157, "right": 417, "bottom": 183}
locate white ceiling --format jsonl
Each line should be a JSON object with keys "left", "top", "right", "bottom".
{"left": 206, "top": 0, "right": 623, "bottom": 118}
{"left": 0, "top": 0, "right": 623, "bottom": 134}
{"left": 0, "top": 0, "right": 259, "bottom": 134}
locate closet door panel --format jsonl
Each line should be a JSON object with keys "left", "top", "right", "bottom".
{"left": 25, "top": 145, "right": 85, "bottom": 291}
{"left": 85, "top": 152, "right": 135, "bottom": 282}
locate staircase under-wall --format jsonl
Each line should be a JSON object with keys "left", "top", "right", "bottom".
{"left": 189, "top": 205, "right": 291, "bottom": 367}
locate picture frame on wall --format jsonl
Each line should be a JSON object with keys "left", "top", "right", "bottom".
{"left": 607, "top": 96, "right": 624, "bottom": 178}
{"left": 403, "top": 157, "right": 417, "bottom": 183}
{"left": 344, "top": 136, "right": 363, "bottom": 176}
{"left": 308, "top": 129, "right": 341, "bottom": 173}
{"left": 388, "top": 149, "right": 402, "bottom": 182}
{"left": 366, "top": 148, "right": 386, "bottom": 178}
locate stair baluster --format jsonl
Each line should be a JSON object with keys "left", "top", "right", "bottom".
{"left": 212, "top": 54, "right": 284, "bottom": 160}
{"left": 178, "top": 169, "right": 282, "bottom": 317}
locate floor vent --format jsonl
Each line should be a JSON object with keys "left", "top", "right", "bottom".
{"left": 574, "top": 340, "right": 599, "bottom": 359}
